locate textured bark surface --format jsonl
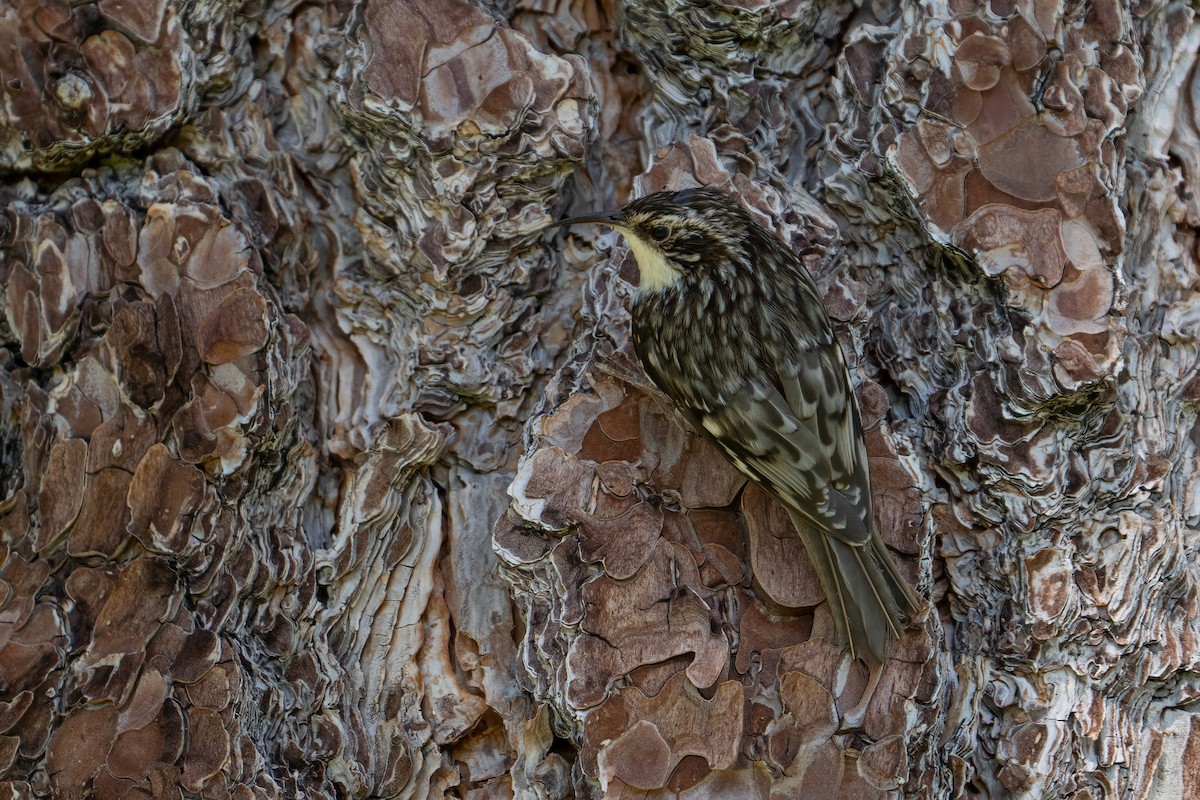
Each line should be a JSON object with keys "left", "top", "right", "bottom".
{"left": 0, "top": 0, "right": 1197, "bottom": 798}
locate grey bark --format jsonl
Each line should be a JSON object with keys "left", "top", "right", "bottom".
{"left": 0, "top": 0, "right": 1197, "bottom": 798}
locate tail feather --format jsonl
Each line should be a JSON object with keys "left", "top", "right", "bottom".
{"left": 788, "top": 510, "right": 922, "bottom": 665}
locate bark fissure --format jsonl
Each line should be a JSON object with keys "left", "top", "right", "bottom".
{"left": 0, "top": 0, "right": 1198, "bottom": 798}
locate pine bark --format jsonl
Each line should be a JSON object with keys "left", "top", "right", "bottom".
{"left": 0, "top": 0, "right": 1197, "bottom": 798}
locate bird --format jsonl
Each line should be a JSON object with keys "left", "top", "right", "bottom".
{"left": 552, "top": 186, "right": 923, "bottom": 664}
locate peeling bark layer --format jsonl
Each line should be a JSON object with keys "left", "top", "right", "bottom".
{"left": 0, "top": 0, "right": 1198, "bottom": 799}
{"left": 823, "top": 2, "right": 1200, "bottom": 797}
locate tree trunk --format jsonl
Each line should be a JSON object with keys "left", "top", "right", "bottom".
{"left": 0, "top": 0, "right": 1196, "bottom": 798}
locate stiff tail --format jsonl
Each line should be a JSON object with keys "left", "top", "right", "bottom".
{"left": 787, "top": 510, "right": 922, "bottom": 665}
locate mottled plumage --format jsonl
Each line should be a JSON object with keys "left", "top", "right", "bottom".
{"left": 555, "top": 187, "right": 923, "bottom": 664}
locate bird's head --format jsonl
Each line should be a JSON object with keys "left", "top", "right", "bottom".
{"left": 552, "top": 188, "right": 749, "bottom": 292}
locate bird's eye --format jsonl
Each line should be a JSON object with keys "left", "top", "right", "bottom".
{"left": 649, "top": 224, "right": 670, "bottom": 242}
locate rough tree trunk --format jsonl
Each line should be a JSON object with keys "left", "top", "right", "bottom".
{"left": 0, "top": 0, "right": 1196, "bottom": 798}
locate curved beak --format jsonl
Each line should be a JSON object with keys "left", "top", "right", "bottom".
{"left": 548, "top": 211, "right": 624, "bottom": 229}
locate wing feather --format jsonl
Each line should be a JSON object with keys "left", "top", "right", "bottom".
{"left": 690, "top": 344, "right": 875, "bottom": 546}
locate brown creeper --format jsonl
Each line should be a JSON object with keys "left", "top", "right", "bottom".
{"left": 555, "top": 187, "right": 923, "bottom": 664}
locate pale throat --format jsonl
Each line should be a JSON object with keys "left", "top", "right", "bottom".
{"left": 618, "top": 229, "right": 681, "bottom": 292}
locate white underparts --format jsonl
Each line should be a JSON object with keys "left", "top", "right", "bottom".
{"left": 619, "top": 229, "right": 681, "bottom": 291}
